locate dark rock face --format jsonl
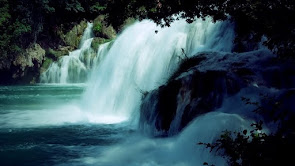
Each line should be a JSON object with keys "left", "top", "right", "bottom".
{"left": 140, "top": 81, "right": 182, "bottom": 136}
{"left": 139, "top": 50, "right": 295, "bottom": 136}
{"left": 0, "top": 44, "right": 45, "bottom": 84}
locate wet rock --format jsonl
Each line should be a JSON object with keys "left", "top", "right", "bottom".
{"left": 61, "top": 20, "right": 88, "bottom": 48}
{"left": 91, "top": 37, "right": 112, "bottom": 51}
{"left": 11, "top": 44, "right": 45, "bottom": 81}
{"left": 140, "top": 50, "right": 295, "bottom": 136}
{"left": 46, "top": 47, "right": 70, "bottom": 60}
{"left": 93, "top": 15, "right": 116, "bottom": 39}
{"left": 13, "top": 44, "right": 45, "bottom": 71}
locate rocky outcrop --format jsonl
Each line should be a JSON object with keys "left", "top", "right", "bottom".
{"left": 46, "top": 46, "right": 71, "bottom": 60}
{"left": 139, "top": 50, "right": 295, "bottom": 136}
{"left": 13, "top": 44, "right": 45, "bottom": 69}
{"left": 93, "top": 15, "right": 116, "bottom": 39}
{"left": 59, "top": 20, "right": 88, "bottom": 49}
{"left": 90, "top": 15, "right": 116, "bottom": 52}
{"left": 91, "top": 37, "right": 113, "bottom": 50}
{"left": 3, "top": 44, "right": 45, "bottom": 82}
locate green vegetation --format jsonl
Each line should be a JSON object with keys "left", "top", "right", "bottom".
{"left": 199, "top": 92, "right": 295, "bottom": 166}
{"left": 0, "top": 0, "right": 109, "bottom": 83}
{"left": 93, "top": 22, "right": 103, "bottom": 35}
{"left": 1, "top": 0, "right": 294, "bottom": 82}
{"left": 0, "top": 0, "right": 108, "bottom": 67}
{"left": 93, "top": 15, "right": 117, "bottom": 39}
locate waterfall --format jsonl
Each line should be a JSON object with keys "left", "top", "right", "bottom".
{"left": 81, "top": 18, "right": 235, "bottom": 124}
{"left": 40, "top": 22, "right": 110, "bottom": 84}
{"left": 90, "top": 112, "right": 250, "bottom": 166}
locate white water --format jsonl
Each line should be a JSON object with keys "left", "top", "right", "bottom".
{"left": 81, "top": 18, "right": 235, "bottom": 123}
{"left": 69, "top": 18, "right": 244, "bottom": 166}
{"left": 10, "top": 18, "right": 236, "bottom": 127}
{"left": 61, "top": 112, "right": 251, "bottom": 166}
{"left": 40, "top": 22, "right": 111, "bottom": 84}
{"left": 7, "top": 18, "right": 250, "bottom": 166}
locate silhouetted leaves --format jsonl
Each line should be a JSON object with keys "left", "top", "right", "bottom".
{"left": 199, "top": 93, "right": 295, "bottom": 166}
{"left": 106, "top": 0, "right": 295, "bottom": 58}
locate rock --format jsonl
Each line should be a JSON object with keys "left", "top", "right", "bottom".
{"left": 139, "top": 50, "right": 295, "bottom": 136}
{"left": 119, "top": 17, "right": 136, "bottom": 31}
{"left": 40, "top": 57, "right": 53, "bottom": 74}
{"left": 58, "top": 45, "right": 73, "bottom": 52}
{"left": 61, "top": 20, "right": 88, "bottom": 48}
{"left": 11, "top": 43, "right": 45, "bottom": 81}
{"left": 0, "top": 57, "right": 11, "bottom": 70}
{"left": 30, "top": 77, "right": 36, "bottom": 84}
{"left": 91, "top": 37, "right": 113, "bottom": 51}
{"left": 102, "top": 25, "right": 116, "bottom": 39}
{"left": 13, "top": 44, "right": 45, "bottom": 71}
{"left": 46, "top": 47, "right": 70, "bottom": 60}
{"left": 93, "top": 15, "right": 116, "bottom": 39}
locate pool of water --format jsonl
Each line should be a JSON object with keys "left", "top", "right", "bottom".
{"left": 0, "top": 85, "right": 132, "bottom": 166}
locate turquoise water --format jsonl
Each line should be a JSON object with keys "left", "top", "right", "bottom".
{"left": 0, "top": 85, "right": 131, "bottom": 166}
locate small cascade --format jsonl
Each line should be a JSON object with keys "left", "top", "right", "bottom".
{"left": 40, "top": 23, "right": 111, "bottom": 83}
{"left": 81, "top": 18, "right": 235, "bottom": 123}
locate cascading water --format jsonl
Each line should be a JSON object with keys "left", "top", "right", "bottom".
{"left": 71, "top": 19, "right": 250, "bottom": 166}
{"left": 1, "top": 18, "right": 253, "bottom": 166}
{"left": 40, "top": 22, "right": 111, "bottom": 84}
{"left": 86, "top": 112, "right": 250, "bottom": 166}
{"left": 81, "top": 18, "right": 235, "bottom": 123}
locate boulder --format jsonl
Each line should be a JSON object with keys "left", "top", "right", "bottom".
{"left": 11, "top": 44, "right": 45, "bottom": 80}
{"left": 13, "top": 44, "right": 45, "bottom": 71}
{"left": 139, "top": 50, "right": 295, "bottom": 136}
{"left": 61, "top": 20, "right": 88, "bottom": 48}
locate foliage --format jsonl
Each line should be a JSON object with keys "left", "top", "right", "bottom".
{"left": 90, "top": 2, "right": 106, "bottom": 13}
{"left": 0, "top": 0, "right": 108, "bottom": 69}
{"left": 198, "top": 92, "right": 295, "bottom": 166}
{"left": 105, "top": 0, "right": 295, "bottom": 57}
{"left": 0, "top": 0, "right": 10, "bottom": 27}
{"left": 64, "top": 0, "right": 85, "bottom": 13}
{"left": 93, "top": 22, "right": 103, "bottom": 35}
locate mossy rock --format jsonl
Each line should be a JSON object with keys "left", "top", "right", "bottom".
{"left": 119, "top": 17, "right": 136, "bottom": 31}
{"left": 46, "top": 48, "right": 69, "bottom": 60}
{"left": 91, "top": 37, "right": 113, "bottom": 51}
{"left": 93, "top": 15, "right": 116, "bottom": 39}
{"left": 61, "top": 20, "right": 88, "bottom": 48}
{"left": 40, "top": 57, "right": 53, "bottom": 73}
{"left": 101, "top": 25, "right": 116, "bottom": 39}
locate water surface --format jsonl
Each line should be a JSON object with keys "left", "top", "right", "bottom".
{"left": 0, "top": 85, "right": 131, "bottom": 166}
